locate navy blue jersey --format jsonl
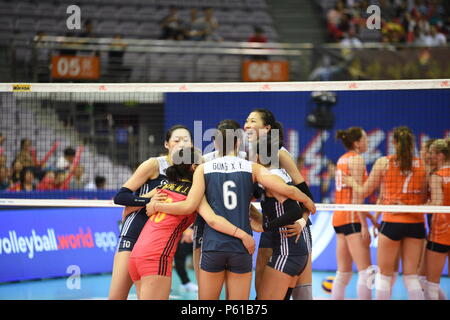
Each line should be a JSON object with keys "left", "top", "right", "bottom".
{"left": 202, "top": 156, "right": 254, "bottom": 253}
{"left": 135, "top": 156, "right": 169, "bottom": 196}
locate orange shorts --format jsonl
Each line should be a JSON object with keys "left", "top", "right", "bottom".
{"left": 128, "top": 256, "right": 173, "bottom": 282}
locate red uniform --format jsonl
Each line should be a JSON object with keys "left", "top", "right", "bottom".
{"left": 128, "top": 180, "right": 196, "bottom": 281}
{"left": 429, "top": 166, "right": 450, "bottom": 246}
{"left": 381, "top": 155, "right": 427, "bottom": 223}
{"left": 333, "top": 151, "right": 368, "bottom": 227}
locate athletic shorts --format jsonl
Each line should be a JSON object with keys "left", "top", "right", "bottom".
{"left": 267, "top": 253, "right": 308, "bottom": 277}
{"left": 117, "top": 209, "right": 148, "bottom": 252}
{"left": 427, "top": 240, "right": 450, "bottom": 253}
{"left": 379, "top": 221, "right": 426, "bottom": 241}
{"left": 334, "top": 223, "right": 361, "bottom": 236}
{"left": 200, "top": 251, "right": 252, "bottom": 274}
{"left": 193, "top": 216, "right": 205, "bottom": 250}
{"left": 258, "top": 231, "right": 272, "bottom": 249}
{"left": 128, "top": 256, "right": 173, "bottom": 282}
{"left": 303, "top": 225, "right": 312, "bottom": 255}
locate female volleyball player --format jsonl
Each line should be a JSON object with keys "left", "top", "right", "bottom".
{"left": 424, "top": 138, "right": 449, "bottom": 300}
{"left": 108, "top": 125, "right": 191, "bottom": 300}
{"left": 243, "top": 108, "right": 315, "bottom": 300}
{"left": 193, "top": 120, "right": 248, "bottom": 292}
{"left": 126, "top": 147, "right": 255, "bottom": 300}
{"left": 346, "top": 126, "right": 428, "bottom": 300}
{"left": 147, "top": 121, "right": 316, "bottom": 300}
{"left": 331, "top": 127, "right": 375, "bottom": 300}
{"left": 255, "top": 133, "right": 311, "bottom": 300}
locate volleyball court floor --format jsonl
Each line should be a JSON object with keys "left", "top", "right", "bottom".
{"left": 1, "top": 269, "right": 448, "bottom": 300}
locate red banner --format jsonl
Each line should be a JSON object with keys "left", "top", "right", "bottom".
{"left": 51, "top": 56, "right": 100, "bottom": 80}
{"left": 242, "top": 61, "right": 289, "bottom": 82}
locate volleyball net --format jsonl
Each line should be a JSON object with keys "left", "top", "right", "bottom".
{"left": 0, "top": 80, "right": 449, "bottom": 282}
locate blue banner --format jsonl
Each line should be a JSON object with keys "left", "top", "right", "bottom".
{"left": 0, "top": 207, "right": 122, "bottom": 283}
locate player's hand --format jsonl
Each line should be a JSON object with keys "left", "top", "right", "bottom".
{"left": 242, "top": 234, "right": 256, "bottom": 255}
{"left": 152, "top": 190, "right": 167, "bottom": 202}
{"left": 304, "top": 199, "right": 316, "bottom": 215}
{"left": 361, "top": 225, "right": 371, "bottom": 247}
{"left": 146, "top": 198, "right": 157, "bottom": 217}
{"left": 280, "top": 222, "right": 304, "bottom": 243}
{"left": 250, "top": 217, "right": 264, "bottom": 233}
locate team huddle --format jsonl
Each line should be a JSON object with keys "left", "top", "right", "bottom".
{"left": 107, "top": 108, "right": 450, "bottom": 300}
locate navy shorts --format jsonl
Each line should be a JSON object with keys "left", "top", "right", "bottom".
{"left": 117, "top": 208, "right": 148, "bottom": 252}
{"left": 258, "top": 231, "right": 272, "bottom": 249}
{"left": 193, "top": 215, "right": 205, "bottom": 250}
{"left": 334, "top": 223, "right": 361, "bottom": 236}
{"left": 379, "top": 221, "right": 426, "bottom": 241}
{"left": 427, "top": 240, "right": 450, "bottom": 253}
{"left": 200, "top": 251, "right": 253, "bottom": 274}
{"left": 267, "top": 254, "right": 309, "bottom": 277}
{"left": 303, "top": 225, "right": 312, "bottom": 255}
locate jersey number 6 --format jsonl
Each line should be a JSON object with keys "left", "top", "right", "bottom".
{"left": 223, "top": 180, "right": 237, "bottom": 210}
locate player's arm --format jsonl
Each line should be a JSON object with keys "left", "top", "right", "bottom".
{"left": 147, "top": 164, "right": 206, "bottom": 216}
{"left": 279, "top": 149, "right": 305, "bottom": 185}
{"left": 253, "top": 163, "right": 316, "bottom": 214}
{"left": 122, "top": 188, "right": 160, "bottom": 218}
{"left": 345, "top": 157, "right": 387, "bottom": 199}
{"left": 114, "top": 158, "right": 158, "bottom": 206}
{"left": 427, "top": 174, "right": 443, "bottom": 206}
{"left": 197, "top": 196, "right": 255, "bottom": 254}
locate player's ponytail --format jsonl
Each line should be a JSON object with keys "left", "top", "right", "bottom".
{"left": 336, "top": 127, "right": 363, "bottom": 150}
{"left": 252, "top": 108, "right": 284, "bottom": 148}
{"left": 393, "top": 126, "right": 414, "bottom": 172}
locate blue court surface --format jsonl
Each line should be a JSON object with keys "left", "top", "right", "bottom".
{"left": 0, "top": 269, "right": 448, "bottom": 300}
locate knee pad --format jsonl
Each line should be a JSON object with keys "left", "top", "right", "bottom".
{"left": 375, "top": 273, "right": 391, "bottom": 292}
{"left": 335, "top": 271, "right": 352, "bottom": 286}
{"left": 403, "top": 275, "right": 422, "bottom": 291}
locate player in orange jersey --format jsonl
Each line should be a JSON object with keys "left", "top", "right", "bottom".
{"left": 424, "top": 138, "right": 450, "bottom": 300}
{"left": 346, "top": 126, "right": 428, "bottom": 300}
{"left": 331, "top": 127, "right": 376, "bottom": 300}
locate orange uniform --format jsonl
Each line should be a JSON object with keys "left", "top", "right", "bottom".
{"left": 333, "top": 151, "right": 368, "bottom": 227}
{"left": 381, "top": 155, "right": 427, "bottom": 223}
{"left": 429, "top": 166, "right": 450, "bottom": 246}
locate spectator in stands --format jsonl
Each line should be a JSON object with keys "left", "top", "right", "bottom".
{"left": 14, "top": 138, "right": 37, "bottom": 169}
{"left": 340, "top": 30, "right": 363, "bottom": 48}
{"left": 85, "top": 175, "right": 107, "bottom": 190}
{"left": 247, "top": 26, "right": 268, "bottom": 60}
{"left": 327, "top": 0, "right": 347, "bottom": 41}
{"left": 69, "top": 165, "right": 88, "bottom": 190}
{"left": 183, "top": 8, "right": 206, "bottom": 41}
{"left": 108, "top": 34, "right": 129, "bottom": 80}
{"left": 159, "top": 6, "right": 184, "bottom": 40}
{"left": 0, "top": 166, "right": 10, "bottom": 190}
{"left": 8, "top": 168, "right": 36, "bottom": 192}
{"left": 80, "top": 19, "right": 95, "bottom": 38}
{"left": 56, "top": 147, "right": 76, "bottom": 171}
{"left": 427, "top": 25, "right": 447, "bottom": 46}
{"left": 10, "top": 159, "right": 24, "bottom": 184}
{"left": 202, "top": 8, "right": 222, "bottom": 41}
{"left": 248, "top": 26, "right": 268, "bottom": 43}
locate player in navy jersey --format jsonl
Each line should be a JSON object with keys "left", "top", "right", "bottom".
{"left": 193, "top": 120, "right": 248, "bottom": 290}
{"left": 255, "top": 133, "right": 312, "bottom": 300}
{"left": 244, "top": 108, "right": 315, "bottom": 300}
{"left": 108, "top": 125, "right": 192, "bottom": 300}
{"left": 147, "top": 121, "right": 315, "bottom": 300}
